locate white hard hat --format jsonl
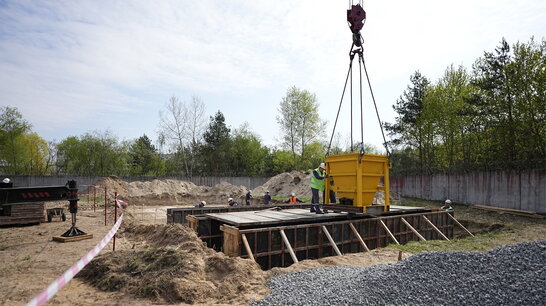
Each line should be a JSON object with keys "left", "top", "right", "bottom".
{"left": 201, "top": 201, "right": 206, "bottom": 205}
{"left": 266, "top": 190, "right": 270, "bottom": 193}
{"left": 291, "top": 192, "right": 295, "bottom": 196}
{"left": 445, "top": 199, "right": 451, "bottom": 204}
{"left": 2, "top": 178, "right": 10, "bottom": 183}
{"left": 249, "top": 190, "right": 252, "bottom": 192}
{"left": 319, "top": 162, "right": 325, "bottom": 169}
{"left": 228, "top": 197, "right": 233, "bottom": 202}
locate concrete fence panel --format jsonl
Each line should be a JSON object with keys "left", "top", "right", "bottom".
{"left": 391, "top": 169, "right": 546, "bottom": 213}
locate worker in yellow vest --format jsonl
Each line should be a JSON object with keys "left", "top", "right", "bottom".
{"left": 310, "top": 163, "right": 326, "bottom": 214}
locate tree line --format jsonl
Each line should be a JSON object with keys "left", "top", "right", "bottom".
{"left": 386, "top": 37, "right": 545, "bottom": 175}
{"left": 1, "top": 87, "right": 349, "bottom": 177}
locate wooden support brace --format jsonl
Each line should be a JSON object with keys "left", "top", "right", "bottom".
{"left": 379, "top": 220, "right": 400, "bottom": 245}
{"left": 401, "top": 217, "right": 426, "bottom": 241}
{"left": 447, "top": 213, "right": 475, "bottom": 237}
{"left": 321, "top": 225, "right": 342, "bottom": 256}
{"left": 422, "top": 215, "right": 449, "bottom": 241}
{"left": 349, "top": 223, "right": 369, "bottom": 252}
{"left": 241, "top": 233, "right": 255, "bottom": 262}
{"left": 279, "top": 229, "right": 299, "bottom": 263}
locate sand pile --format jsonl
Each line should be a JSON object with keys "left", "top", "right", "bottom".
{"left": 79, "top": 223, "right": 268, "bottom": 304}
{"left": 94, "top": 177, "right": 249, "bottom": 206}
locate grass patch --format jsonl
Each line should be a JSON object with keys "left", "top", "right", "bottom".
{"left": 388, "top": 232, "right": 517, "bottom": 254}
{"left": 272, "top": 196, "right": 311, "bottom": 203}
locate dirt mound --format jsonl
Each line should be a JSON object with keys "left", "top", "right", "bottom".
{"left": 79, "top": 223, "right": 268, "bottom": 304}
{"left": 253, "top": 171, "right": 389, "bottom": 204}
{"left": 94, "top": 177, "right": 249, "bottom": 206}
{"left": 253, "top": 171, "right": 312, "bottom": 198}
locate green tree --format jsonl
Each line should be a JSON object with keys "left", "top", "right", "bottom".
{"left": 57, "top": 130, "right": 129, "bottom": 176}
{"left": 201, "top": 111, "right": 231, "bottom": 175}
{"left": 385, "top": 71, "right": 430, "bottom": 172}
{"left": 277, "top": 86, "right": 326, "bottom": 170}
{"left": 229, "top": 123, "right": 268, "bottom": 175}
{"left": 129, "top": 134, "right": 164, "bottom": 176}
{"left": 0, "top": 106, "right": 31, "bottom": 174}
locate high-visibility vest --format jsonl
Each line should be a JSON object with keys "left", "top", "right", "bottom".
{"left": 289, "top": 196, "right": 297, "bottom": 203}
{"left": 310, "top": 168, "right": 325, "bottom": 191}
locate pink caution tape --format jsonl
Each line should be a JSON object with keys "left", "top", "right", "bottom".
{"left": 27, "top": 200, "right": 125, "bottom": 306}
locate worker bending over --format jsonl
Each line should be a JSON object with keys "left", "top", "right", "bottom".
{"left": 285, "top": 192, "right": 303, "bottom": 204}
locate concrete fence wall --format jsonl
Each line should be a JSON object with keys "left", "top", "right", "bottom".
{"left": 391, "top": 169, "right": 546, "bottom": 213}
{"left": 4, "top": 175, "right": 270, "bottom": 190}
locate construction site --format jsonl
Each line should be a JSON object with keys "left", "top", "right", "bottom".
{"left": 1, "top": 1, "right": 545, "bottom": 306}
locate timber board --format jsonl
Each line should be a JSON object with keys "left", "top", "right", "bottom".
{"left": 206, "top": 209, "right": 349, "bottom": 227}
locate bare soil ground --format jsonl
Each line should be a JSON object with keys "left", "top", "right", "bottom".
{"left": 0, "top": 204, "right": 405, "bottom": 306}
{"left": 1, "top": 178, "right": 544, "bottom": 305}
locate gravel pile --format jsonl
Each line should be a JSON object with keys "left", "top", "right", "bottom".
{"left": 254, "top": 240, "right": 546, "bottom": 305}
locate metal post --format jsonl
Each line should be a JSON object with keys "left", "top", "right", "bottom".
{"left": 93, "top": 185, "right": 96, "bottom": 212}
{"left": 104, "top": 187, "right": 107, "bottom": 226}
{"left": 113, "top": 192, "right": 117, "bottom": 251}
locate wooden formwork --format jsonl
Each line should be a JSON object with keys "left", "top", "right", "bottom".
{"left": 168, "top": 203, "right": 312, "bottom": 225}
{"left": 219, "top": 211, "right": 453, "bottom": 270}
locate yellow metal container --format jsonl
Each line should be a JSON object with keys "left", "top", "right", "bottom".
{"left": 325, "top": 153, "right": 390, "bottom": 213}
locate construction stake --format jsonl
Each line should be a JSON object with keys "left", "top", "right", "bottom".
{"left": 241, "top": 233, "right": 256, "bottom": 262}
{"left": 321, "top": 225, "right": 342, "bottom": 256}
{"left": 379, "top": 220, "right": 400, "bottom": 245}
{"left": 349, "top": 222, "right": 369, "bottom": 252}
{"left": 422, "top": 215, "right": 449, "bottom": 241}
{"left": 447, "top": 213, "right": 474, "bottom": 237}
{"left": 279, "top": 229, "right": 299, "bottom": 263}
{"left": 401, "top": 217, "right": 426, "bottom": 241}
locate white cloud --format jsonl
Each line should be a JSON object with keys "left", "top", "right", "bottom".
{"left": 0, "top": 0, "right": 544, "bottom": 148}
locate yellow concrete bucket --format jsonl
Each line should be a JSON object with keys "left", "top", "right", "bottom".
{"left": 325, "top": 153, "right": 390, "bottom": 210}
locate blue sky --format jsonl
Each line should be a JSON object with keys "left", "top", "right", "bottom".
{"left": 1, "top": 0, "right": 545, "bottom": 152}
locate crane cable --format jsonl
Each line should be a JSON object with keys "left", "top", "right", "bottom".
{"left": 326, "top": 41, "right": 391, "bottom": 158}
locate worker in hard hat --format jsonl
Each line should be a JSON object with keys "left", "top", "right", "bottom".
{"left": 285, "top": 192, "right": 303, "bottom": 204}
{"left": 310, "top": 163, "right": 326, "bottom": 214}
{"left": 194, "top": 200, "right": 206, "bottom": 208}
{"left": 264, "top": 191, "right": 272, "bottom": 205}
{"left": 228, "top": 197, "right": 239, "bottom": 207}
{"left": 245, "top": 189, "right": 252, "bottom": 205}
{"left": 441, "top": 199, "right": 454, "bottom": 211}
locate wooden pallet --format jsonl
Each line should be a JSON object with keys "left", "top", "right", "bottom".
{"left": 0, "top": 202, "right": 45, "bottom": 226}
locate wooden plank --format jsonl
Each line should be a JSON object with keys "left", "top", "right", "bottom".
{"left": 349, "top": 222, "right": 369, "bottom": 252}
{"left": 279, "top": 229, "right": 299, "bottom": 263}
{"left": 379, "top": 219, "right": 399, "bottom": 245}
{"left": 401, "top": 217, "right": 426, "bottom": 241}
{"left": 321, "top": 225, "right": 342, "bottom": 256}
{"left": 220, "top": 225, "right": 242, "bottom": 257}
{"left": 52, "top": 234, "right": 93, "bottom": 242}
{"left": 241, "top": 234, "right": 255, "bottom": 262}
{"left": 422, "top": 215, "right": 449, "bottom": 241}
{"left": 447, "top": 213, "right": 474, "bottom": 237}
{"left": 473, "top": 205, "right": 544, "bottom": 218}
